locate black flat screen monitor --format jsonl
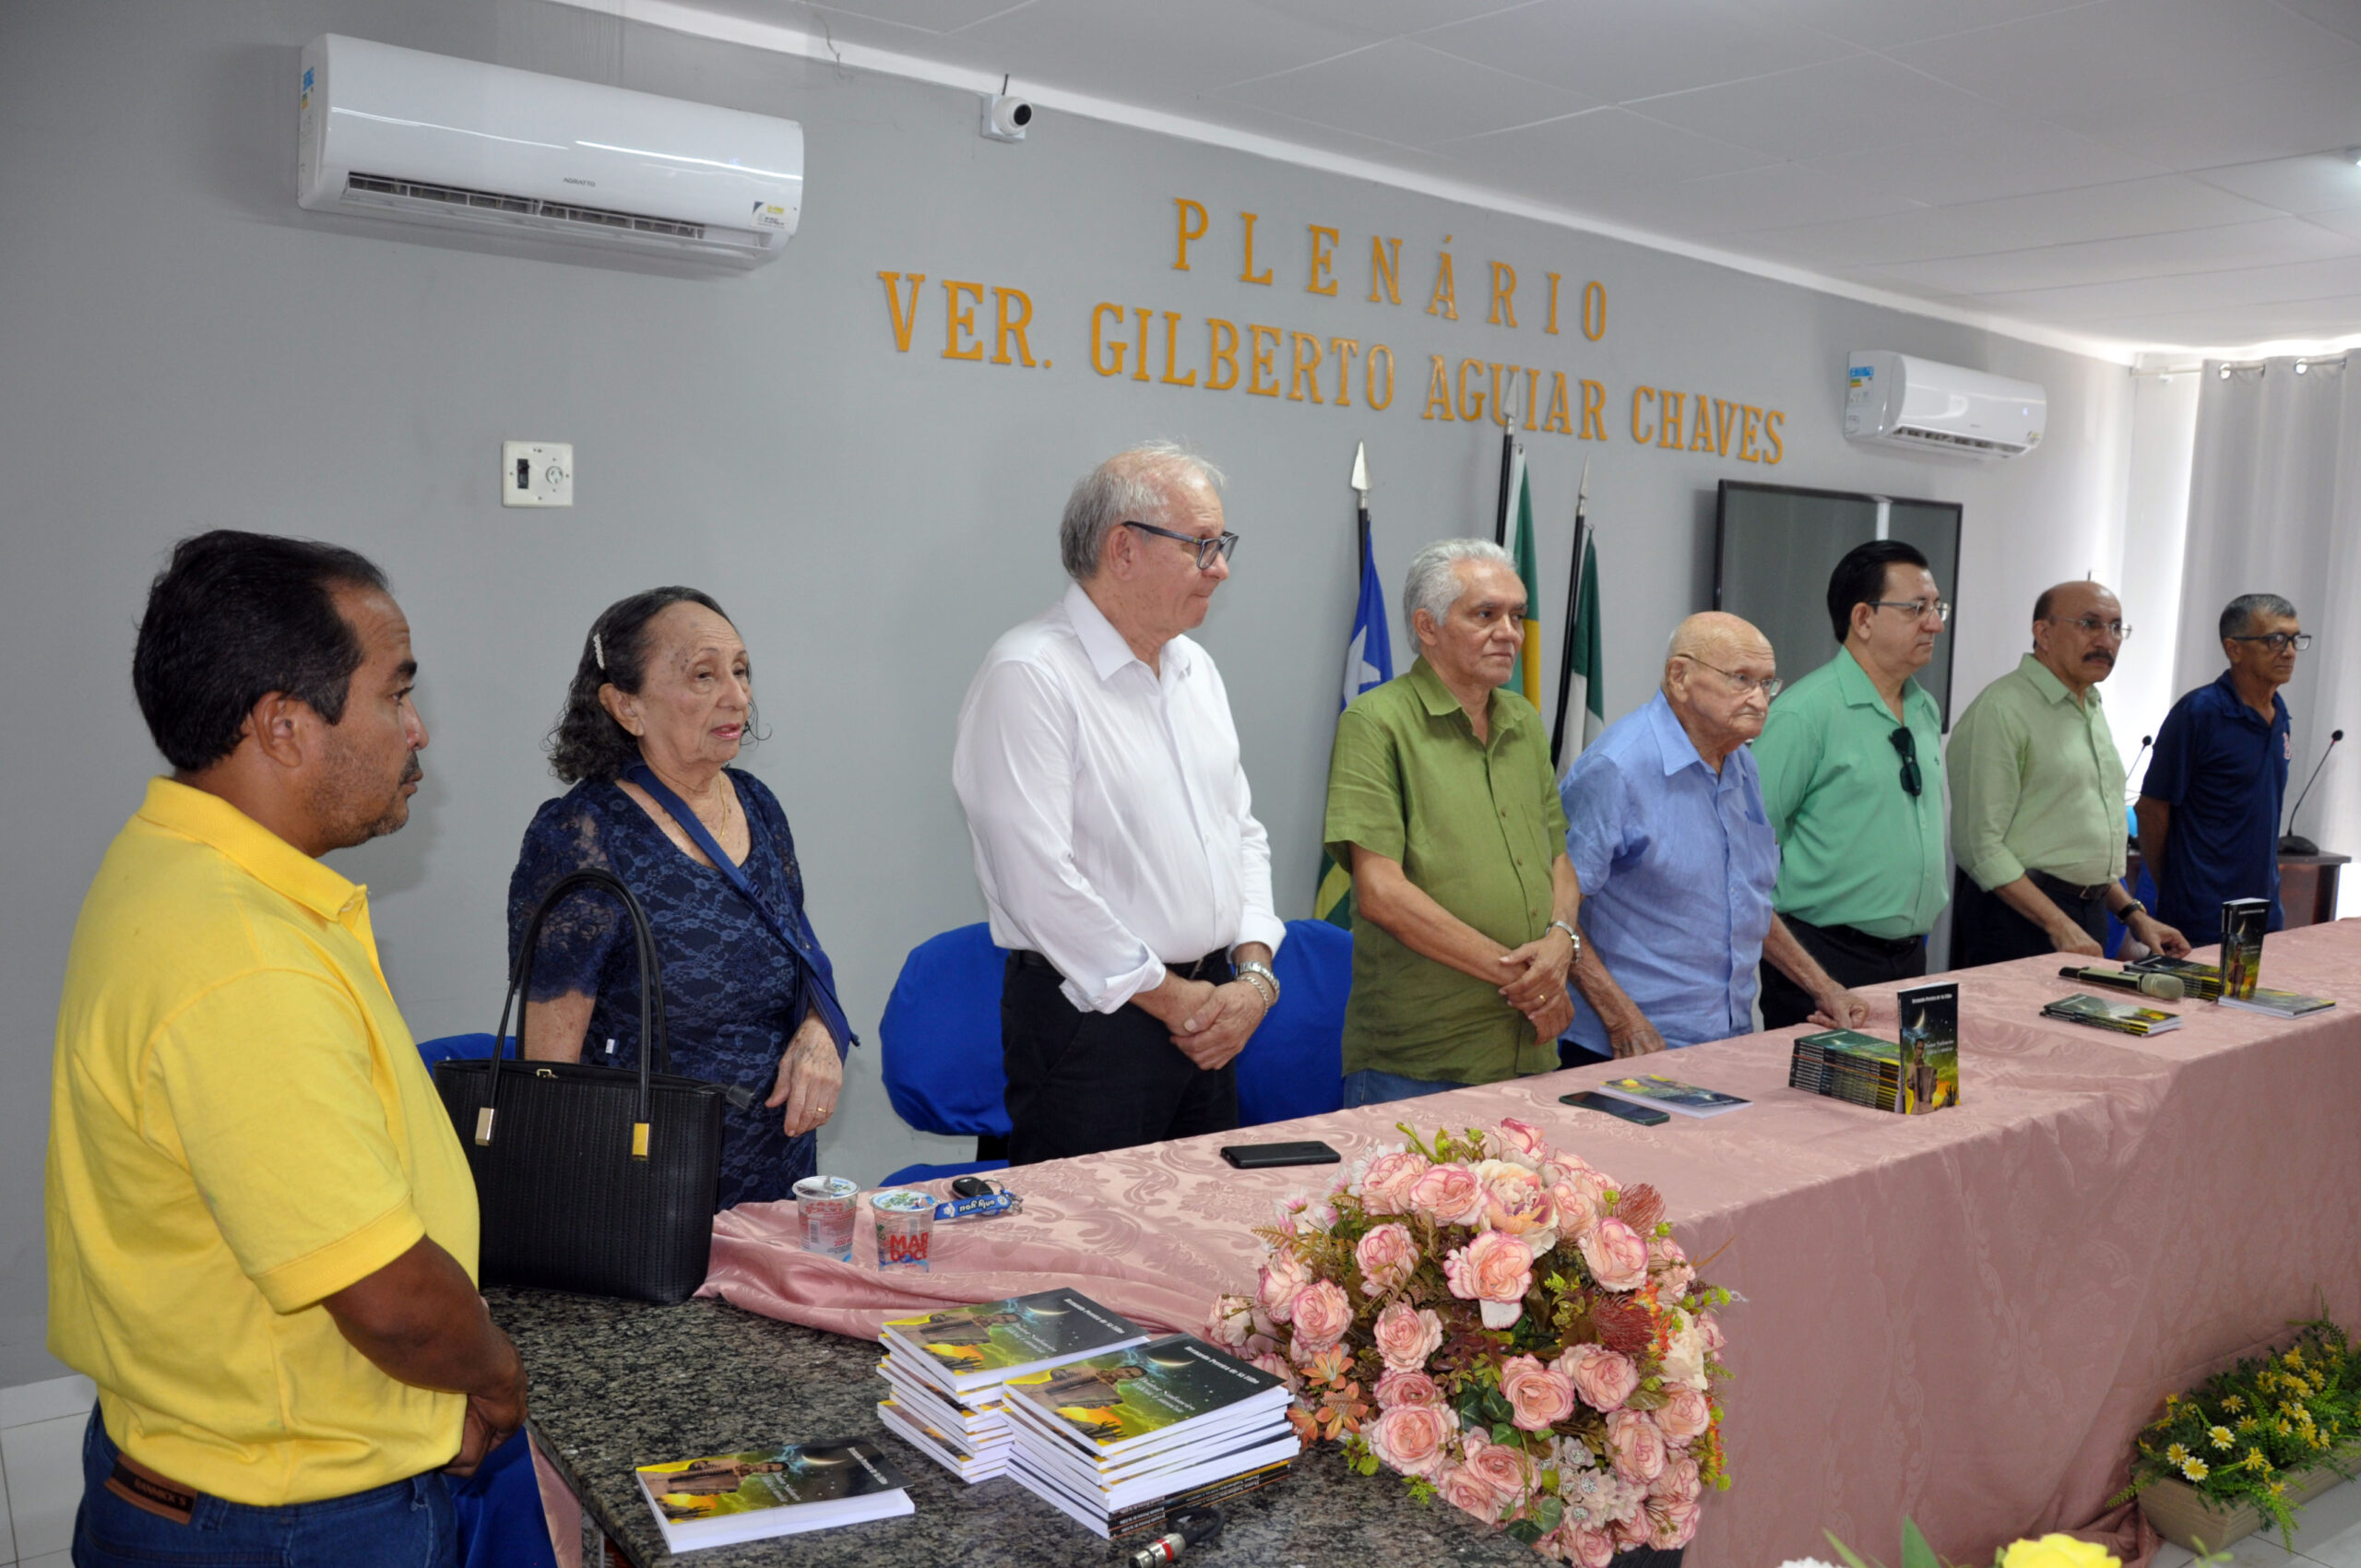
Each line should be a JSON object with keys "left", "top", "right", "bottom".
{"left": 1714, "top": 481, "right": 1964, "bottom": 731}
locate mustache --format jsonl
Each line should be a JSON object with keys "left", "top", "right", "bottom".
{"left": 398, "top": 754, "right": 423, "bottom": 784}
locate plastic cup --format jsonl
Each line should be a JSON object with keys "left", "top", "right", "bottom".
{"left": 793, "top": 1175, "right": 859, "bottom": 1261}
{"left": 870, "top": 1189, "right": 935, "bottom": 1273}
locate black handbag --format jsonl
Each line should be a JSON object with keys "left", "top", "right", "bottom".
{"left": 433, "top": 868, "right": 729, "bottom": 1304}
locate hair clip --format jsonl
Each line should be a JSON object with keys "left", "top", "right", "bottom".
{"left": 592, "top": 632, "right": 606, "bottom": 671}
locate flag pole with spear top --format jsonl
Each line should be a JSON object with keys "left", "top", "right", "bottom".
{"left": 1550, "top": 458, "right": 1593, "bottom": 771}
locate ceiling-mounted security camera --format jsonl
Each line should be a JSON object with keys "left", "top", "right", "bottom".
{"left": 980, "top": 75, "right": 1032, "bottom": 142}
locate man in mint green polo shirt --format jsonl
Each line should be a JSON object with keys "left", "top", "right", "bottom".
{"left": 1752, "top": 541, "right": 1951, "bottom": 1028}
{"left": 1946, "top": 580, "right": 2191, "bottom": 967}
{"left": 1323, "top": 540, "right": 1582, "bottom": 1106}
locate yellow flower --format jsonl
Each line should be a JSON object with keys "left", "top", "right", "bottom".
{"left": 2165, "top": 1443, "right": 2191, "bottom": 1465}
{"left": 1998, "top": 1535, "right": 2121, "bottom": 1568}
{"left": 2209, "top": 1426, "right": 2235, "bottom": 1450}
{"left": 2224, "top": 1395, "right": 2246, "bottom": 1412}
{"left": 2182, "top": 1457, "right": 2210, "bottom": 1481}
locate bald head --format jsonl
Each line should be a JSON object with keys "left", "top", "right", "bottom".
{"left": 1663, "top": 612, "right": 1778, "bottom": 769}
{"left": 1665, "top": 612, "right": 1773, "bottom": 683}
{"left": 2032, "top": 580, "right": 2125, "bottom": 694}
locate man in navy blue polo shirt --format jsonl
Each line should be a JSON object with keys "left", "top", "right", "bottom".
{"left": 2135, "top": 593, "right": 2304, "bottom": 935}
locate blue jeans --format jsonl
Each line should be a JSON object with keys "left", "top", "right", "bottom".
{"left": 1342, "top": 1068, "right": 1463, "bottom": 1107}
{"left": 74, "top": 1407, "right": 457, "bottom": 1568}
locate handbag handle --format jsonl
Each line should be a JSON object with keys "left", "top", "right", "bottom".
{"left": 481, "top": 867, "right": 670, "bottom": 1158}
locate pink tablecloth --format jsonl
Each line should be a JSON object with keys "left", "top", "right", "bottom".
{"left": 703, "top": 920, "right": 2361, "bottom": 1567}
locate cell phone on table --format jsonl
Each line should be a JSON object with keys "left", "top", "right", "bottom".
{"left": 1560, "top": 1091, "right": 1669, "bottom": 1127}
{"left": 1220, "top": 1140, "right": 1343, "bottom": 1170}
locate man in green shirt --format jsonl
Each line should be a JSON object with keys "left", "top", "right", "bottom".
{"left": 1323, "top": 540, "right": 1582, "bottom": 1106}
{"left": 1945, "top": 580, "right": 2191, "bottom": 967}
{"left": 1752, "top": 541, "right": 1951, "bottom": 1028}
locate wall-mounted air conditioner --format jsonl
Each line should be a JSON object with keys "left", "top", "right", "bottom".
{"left": 1844, "top": 351, "right": 2047, "bottom": 459}
{"left": 297, "top": 34, "right": 803, "bottom": 267}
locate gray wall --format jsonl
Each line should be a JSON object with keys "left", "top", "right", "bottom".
{"left": 0, "top": 0, "right": 2138, "bottom": 1388}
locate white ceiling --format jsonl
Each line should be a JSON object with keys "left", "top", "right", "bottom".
{"left": 644, "top": 0, "right": 2361, "bottom": 356}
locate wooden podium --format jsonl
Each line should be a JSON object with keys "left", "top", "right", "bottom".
{"left": 2123, "top": 845, "right": 2348, "bottom": 928}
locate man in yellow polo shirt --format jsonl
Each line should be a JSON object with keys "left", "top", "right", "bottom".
{"left": 48, "top": 531, "right": 524, "bottom": 1568}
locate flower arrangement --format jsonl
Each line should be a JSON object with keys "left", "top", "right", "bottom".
{"left": 2112, "top": 1317, "right": 2361, "bottom": 1544}
{"left": 1797, "top": 1522, "right": 2137, "bottom": 1568}
{"left": 1204, "top": 1118, "right": 1730, "bottom": 1562}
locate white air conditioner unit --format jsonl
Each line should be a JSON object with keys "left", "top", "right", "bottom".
{"left": 1844, "top": 351, "right": 2046, "bottom": 459}
{"left": 297, "top": 34, "right": 802, "bottom": 267}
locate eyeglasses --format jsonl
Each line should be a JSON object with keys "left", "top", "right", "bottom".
{"left": 1121, "top": 519, "right": 1240, "bottom": 571}
{"left": 2226, "top": 632, "right": 2312, "bottom": 653}
{"left": 1869, "top": 598, "right": 1952, "bottom": 624}
{"left": 2050, "top": 615, "right": 2132, "bottom": 640}
{"left": 1681, "top": 657, "right": 1782, "bottom": 700}
{"left": 1890, "top": 725, "right": 1922, "bottom": 797}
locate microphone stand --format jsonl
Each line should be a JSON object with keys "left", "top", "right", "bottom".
{"left": 2280, "top": 728, "right": 2343, "bottom": 856}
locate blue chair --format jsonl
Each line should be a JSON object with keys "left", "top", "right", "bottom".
{"left": 878, "top": 923, "right": 1014, "bottom": 1187}
{"left": 2106, "top": 804, "right": 2160, "bottom": 959}
{"left": 416, "top": 1031, "right": 501, "bottom": 1065}
{"left": 1235, "top": 919, "right": 1351, "bottom": 1125}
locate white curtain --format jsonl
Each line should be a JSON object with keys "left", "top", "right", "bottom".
{"left": 2177, "top": 357, "right": 2361, "bottom": 915}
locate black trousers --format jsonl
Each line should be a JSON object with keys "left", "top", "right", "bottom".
{"left": 1758, "top": 915, "right": 1928, "bottom": 1028}
{"left": 1001, "top": 949, "right": 1239, "bottom": 1167}
{"left": 1950, "top": 869, "right": 2109, "bottom": 969}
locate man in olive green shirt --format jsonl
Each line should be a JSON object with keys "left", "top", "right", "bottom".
{"left": 1945, "top": 580, "right": 2190, "bottom": 967}
{"left": 1752, "top": 541, "right": 1950, "bottom": 1028}
{"left": 1323, "top": 540, "right": 1581, "bottom": 1105}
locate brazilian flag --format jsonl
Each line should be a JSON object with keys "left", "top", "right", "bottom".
{"left": 1313, "top": 498, "right": 1393, "bottom": 928}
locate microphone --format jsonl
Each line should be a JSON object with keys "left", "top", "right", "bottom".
{"left": 2059, "top": 966, "right": 2185, "bottom": 1003}
{"left": 2122, "top": 733, "right": 2153, "bottom": 813}
{"left": 2280, "top": 728, "right": 2343, "bottom": 856}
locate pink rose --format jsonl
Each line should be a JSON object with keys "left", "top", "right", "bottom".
{"left": 1205, "top": 1294, "right": 1253, "bottom": 1348}
{"left": 1474, "top": 1160, "right": 1559, "bottom": 1241}
{"left": 1555, "top": 1523, "right": 1618, "bottom": 1568}
{"left": 1355, "top": 1223, "right": 1418, "bottom": 1298}
{"left": 1435, "top": 1461, "right": 1504, "bottom": 1526}
{"left": 1550, "top": 1168, "right": 1609, "bottom": 1239}
{"left": 1697, "top": 1310, "right": 1725, "bottom": 1357}
{"left": 1462, "top": 1431, "right": 1535, "bottom": 1503}
{"left": 1656, "top": 1385, "right": 1711, "bottom": 1443}
{"left": 1374, "top": 1368, "right": 1443, "bottom": 1408}
{"left": 1409, "top": 1164, "right": 1488, "bottom": 1228}
{"left": 1650, "top": 1234, "right": 1695, "bottom": 1296}
{"left": 1366, "top": 1402, "right": 1456, "bottom": 1477}
{"left": 1607, "top": 1409, "right": 1667, "bottom": 1484}
{"left": 1649, "top": 1498, "right": 1702, "bottom": 1550}
{"left": 1650, "top": 1453, "right": 1702, "bottom": 1505}
{"left": 1371, "top": 1300, "right": 1445, "bottom": 1371}
{"left": 1579, "top": 1218, "right": 1650, "bottom": 1291}
{"left": 1444, "top": 1229, "right": 1535, "bottom": 1305}
{"left": 1500, "top": 1354, "right": 1579, "bottom": 1431}
{"left": 1257, "top": 1250, "right": 1311, "bottom": 1323}
{"left": 1358, "top": 1149, "right": 1431, "bottom": 1216}
{"left": 1554, "top": 1343, "right": 1639, "bottom": 1412}
{"left": 1250, "top": 1350, "right": 1301, "bottom": 1394}
{"left": 1288, "top": 1279, "right": 1352, "bottom": 1353}
{"left": 1492, "top": 1117, "right": 1552, "bottom": 1170}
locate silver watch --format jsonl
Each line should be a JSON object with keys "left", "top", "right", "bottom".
{"left": 1234, "top": 960, "right": 1281, "bottom": 1006}
{"left": 1547, "top": 919, "right": 1584, "bottom": 964}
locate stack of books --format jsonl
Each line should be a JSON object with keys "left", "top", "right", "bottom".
{"left": 635, "top": 1439, "right": 913, "bottom": 1552}
{"left": 1002, "top": 1334, "right": 1299, "bottom": 1541}
{"left": 1789, "top": 981, "right": 1960, "bottom": 1114}
{"left": 2044, "top": 992, "right": 2183, "bottom": 1035}
{"left": 874, "top": 1289, "right": 1148, "bottom": 1484}
{"left": 1589, "top": 1074, "right": 1750, "bottom": 1118}
{"left": 2130, "top": 955, "right": 2335, "bottom": 1017}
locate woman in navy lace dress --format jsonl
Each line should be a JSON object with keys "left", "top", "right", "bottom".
{"left": 506, "top": 588, "right": 850, "bottom": 1209}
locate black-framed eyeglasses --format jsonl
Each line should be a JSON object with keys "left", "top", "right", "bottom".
{"left": 1890, "top": 725, "right": 1922, "bottom": 797}
{"left": 1869, "top": 598, "right": 1952, "bottom": 624}
{"left": 2226, "top": 631, "right": 2312, "bottom": 653}
{"left": 1680, "top": 657, "right": 1782, "bottom": 699}
{"left": 1121, "top": 519, "right": 1240, "bottom": 571}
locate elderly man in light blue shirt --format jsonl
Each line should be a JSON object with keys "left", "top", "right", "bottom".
{"left": 1560, "top": 612, "right": 1868, "bottom": 1058}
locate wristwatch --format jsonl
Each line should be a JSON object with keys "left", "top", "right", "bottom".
{"left": 1234, "top": 960, "right": 1281, "bottom": 1007}
{"left": 2117, "top": 897, "right": 2147, "bottom": 922}
{"left": 1547, "top": 919, "right": 1584, "bottom": 964}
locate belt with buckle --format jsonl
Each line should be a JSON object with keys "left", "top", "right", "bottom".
{"left": 1014, "top": 947, "right": 1229, "bottom": 981}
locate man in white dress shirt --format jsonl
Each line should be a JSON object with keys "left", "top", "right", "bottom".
{"left": 953, "top": 443, "right": 1286, "bottom": 1165}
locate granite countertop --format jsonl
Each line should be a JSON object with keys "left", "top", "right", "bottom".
{"left": 490, "top": 1286, "right": 1540, "bottom": 1568}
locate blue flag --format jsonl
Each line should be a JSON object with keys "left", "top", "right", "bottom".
{"left": 1315, "top": 511, "right": 1393, "bottom": 926}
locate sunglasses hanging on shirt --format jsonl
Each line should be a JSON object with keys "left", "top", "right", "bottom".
{"left": 1890, "top": 726, "right": 1922, "bottom": 797}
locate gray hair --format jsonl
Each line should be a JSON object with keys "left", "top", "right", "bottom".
{"left": 1059, "top": 442, "right": 1227, "bottom": 581}
{"left": 2220, "top": 592, "right": 2296, "bottom": 639}
{"left": 1404, "top": 538, "right": 1516, "bottom": 632}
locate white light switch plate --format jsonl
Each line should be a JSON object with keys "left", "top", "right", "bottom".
{"left": 501, "top": 441, "right": 573, "bottom": 507}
